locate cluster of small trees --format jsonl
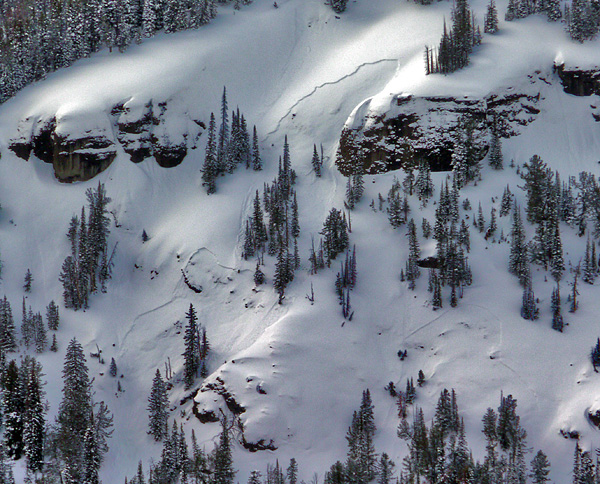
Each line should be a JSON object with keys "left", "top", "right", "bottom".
{"left": 133, "top": 416, "right": 237, "bottom": 484}
{"left": 59, "top": 182, "right": 115, "bottom": 310}
{"left": 202, "top": 87, "right": 262, "bottom": 194}
{"left": 505, "top": 0, "right": 562, "bottom": 21}
{"left": 428, "top": 179, "right": 473, "bottom": 308}
{"left": 182, "top": 304, "right": 210, "bottom": 390}
{"left": 1, "top": 356, "right": 45, "bottom": 475}
{"left": 0, "top": 0, "right": 222, "bottom": 103}
{"left": 0, "top": 338, "right": 112, "bottom": 482}
{"left": 566, "top": 0, "right": 600, "bottom": 42}
{"left": 335, "top": 246, "right": 357, "bottom": 318}
{"left": 243, "top": 136, "right": 299, "bottom": 302}
{"left": 0, "top": 296, "right": 59, "bottom": 356}
{"left": 424, "top": 0, "right": 481, "bottom": 74}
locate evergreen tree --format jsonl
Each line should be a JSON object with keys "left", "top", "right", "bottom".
{"left": 378, "top": 453, "right": 395, "bottom": 484}
{"left": 109, "top": 358, "right": 117, "bottom": 377}
{"left": 46, "top": 300, "right": 60, "bottom": 331}
{"left": 213, "top": 418, "right": 235, "bottom": 484}
{"left": 23, "top": 269, "right": 33, "bottom": 293}
{"left": 530, "top": 450, "right": 551, "bottom": 483}
{"left": 2, "top": 360, "right": 24, "bottom": 459}
{"left": 312, "top": 144, "right": 322, "bottom": 177}
{"left": 521, "top": 278, "right": 539, "bottom": 320}
{"left": 484, "top": 0, "right": 499, "bottom": 32}
{"left": 488, "top": 118, "right": 503, "bottom": 169}
{"left": 183, "top": 304, "right": 200, "bottom": 389}
{"left": 217, "top": 87, "right": 230, "bottom": 174}
{"left": 50, "top": 334, "right": 58, "bottom": 352}
{"left": 148, "top": 370, "right": 169, "bottom": 441}
{"left": 551, "top": 283, "right": 564, "bottom": 332}
{"left": 252, "top": 126, "right": 262, "bottom": 171}
{"left": 57, "top": 338, "right": 92, "bottom": 480}
{"left": 83, "top": 426, "right": 100, "bottom": 484}
{"left": 202, "top": 113, "right": 218, "bottom": 194}
{"left": 0, "top": 297, "right": 16, "bottom": 353}
{"left": 287, "top": 458, "right": 298, "bottom": 484}
{"left": 509, "top": 205, "right": 530, "bottom": 286}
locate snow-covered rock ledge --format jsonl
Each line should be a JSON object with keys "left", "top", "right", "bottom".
{"left": 9, "top": 97, "right": 203, "bottom": 182}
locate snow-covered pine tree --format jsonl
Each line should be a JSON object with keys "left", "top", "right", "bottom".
{"left": 509, "top": 205, "right": 530, "bottom": 286}
{"left": 33, "top": 312, "right": 46, "bottom": 353}
{"left": 0, "top": 296, "right": 17, "bottom": 353}
{"left": 415, "top": 161, "right": 434, "bottom": 203}
{"left": 23, "top": 362, "right": 45, "bottom": 473}
{"left": 202, "top": 113, "right": 218, "bottom": 194}
{"left": 57, "top": 338, "right": 92, "bottom": 480}
{"left": 213, "top": 418, "right": 236, "bottom": 484}
{"left": 183, "top": 304, "right": 200, "bottom": 389}
{"left": 252, "top": 126, "right": 262, "bottom": 171}
{"left": 551, "top": 284, "right": 563, "bottom": 332}
{"left": 109, "top": 358, "right": 117, "bottom": 377}
{"left": 23, "top": 269, "right": 33, "bottom": 293}
{"left": 2, "top": 360, "right": 24, "bottom": 459}
{"left": 530, "top": 450, "right": 551, "bottom": 483}
{"left": 500, "top": 185, "right": 513, "bottom": 217}
{"left": 406, "top": 219, "right": 421, "bottom": 290}
{"left": 217, "top": 87, "right": 230, "bottom": 175}
{"left": 583, "top": 235, "right": 596, "bottom": 283}
{"left": 488, "top": 118, "right": 503, "bottom": 169}
{"left": 484, "top": 0, "right": 499, "bottom": 32}
{"left": 312, "top": 144, "right": 322, "bottom": 177}
{"left": 520, "top": 278, "right": 539, "bottom": 320}
{"left": 46, "top": 300, "right": 60, "bottom": 331}
{"left": 148, "top": 369, "right": 169, "bottom": 441}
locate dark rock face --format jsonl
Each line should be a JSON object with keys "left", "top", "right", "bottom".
{"left": 116, "top": 101, "right": 155, "bottom": 163}
{"left": 555, "top": 63, "right": 600, "bottom": 96}
{"left": 53, "top": 133, "right": 117, "bottom": 183}
{"left": 8, "top": 97, "right": 201, "bottom": 182}
{"left": 336, "top": 75, "right": 545, "bottom": 175}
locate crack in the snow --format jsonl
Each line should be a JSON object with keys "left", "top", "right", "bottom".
{"left": 266, "top": 58, "right": 398, "bottom": 138}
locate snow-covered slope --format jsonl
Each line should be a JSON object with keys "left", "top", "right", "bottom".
{"left": 2, "top": 0, "right": 600, "bottom": 482}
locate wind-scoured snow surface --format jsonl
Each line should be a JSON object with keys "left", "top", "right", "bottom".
{"left": 2, "top": 0, "right": 600, "bottom": 481}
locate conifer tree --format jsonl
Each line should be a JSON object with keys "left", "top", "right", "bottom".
{"left": 509, "top": 205, "right": 530, "bottom": 286}
{"left": 488, "top": 119, "right": 503, "bottom": 169}
{"left": 217, "top": 87, "right": 230, "bottom": 174}
{"left": 287, "top": 458, "right": 298, "bottom": 484}
{"left": 484, "top": 0, "right": 499, "bottom": 32}
{"left": 57, "top": 338, "right": 92, "bottom": 481}
{"left": 46, "top": 300, "right": 60, "bottom": 331}
{"left": 202, "top": 113, "right": 218, "bottom": 194}
{"left": 521, "top": 278, "right": 539, "bottom": 320}
{"left": 530, "top": 450, "right": 551, "bottom": 483}
{"left": 551, "top": 284, "right": 563, "bottom": 332}
{"left": 183, "top": 304, "right": 200, "bottom": 389}
{"left": 148, "top": 370, "right": 169, "bottom": 441}
{"left": 312, "top": 144, "right": 322, "bottom": 177}
{"left": 23, "top": 269, "right": 33, "bottom": 293}
{"left": 252, "top": 126, "right": 262, "bottom": 171}
{"left": 213, "top": 418, "right": 235, "bottom": 484}
{"left": 0, "top": 297, "right": 16, "bottom": 353}
{"left": 2, "top": 360, "right": 24, "bottom": 459}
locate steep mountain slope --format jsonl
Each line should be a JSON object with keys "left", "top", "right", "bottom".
{"left": 1, "top": 0, "right": 600, "bottom": 482}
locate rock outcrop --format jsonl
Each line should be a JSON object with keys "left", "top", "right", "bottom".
{"left": 336, "top": 73, "right": 548, "bottom": 175}
{"left": 554, "top": 62, "right": 600, "bottom": 96}
{"left": 9, "top": 97, "right": 203, "bottom": 182}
